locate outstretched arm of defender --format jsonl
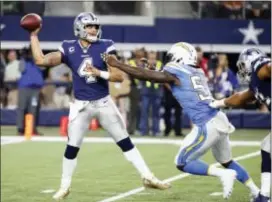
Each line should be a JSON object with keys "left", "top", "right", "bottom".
{"left": 210, "top": 89, "right": 255, "bottom": 108}
{"left": 30, "top": 28, "right": 62, "bottom": 67}
{"left": 102, "top": 53, "right": 179, "bottom": 84}
{"left": 106, "top": 55, "right": 124, "bottom": 82}
{"left": 107, "top": 66, "right": 124, "bottom": 82}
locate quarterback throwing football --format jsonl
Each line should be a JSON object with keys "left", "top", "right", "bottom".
{"left": 29, "top": 12, "right": 170, "bottom": 201}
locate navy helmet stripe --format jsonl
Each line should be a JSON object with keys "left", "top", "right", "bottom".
{"left": 89, "top": 13, "right": 94, "bottom": 20}
{"left": 89, "top": 12, "right": 97, "bottom": 21}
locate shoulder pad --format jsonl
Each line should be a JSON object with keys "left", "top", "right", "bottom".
{"left": 99, "top": 39, "right": 115, "bottom": 53}
{"left": 164, "top": 63, "right": 192, "bottom": 75}
{"left": 252, "top": 57, "right": 271, "bottom": 73}
{"left": 62, "top": 40, "right": 77, "bottom": 44}
{"left": 99, "top": 39, "right": 114, "bottom": 45}
{"left": 59, "top": 40, "right": 76, "bottom": 55}
{"left": 165, "top": 62, "right": 181, "bottom": 70}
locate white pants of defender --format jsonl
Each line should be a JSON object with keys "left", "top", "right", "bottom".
{"left": 67, "top": 96, "right": 128, "bottom": 147}
{"left": 175, "top": 111, "right": 235, "bottom": 165}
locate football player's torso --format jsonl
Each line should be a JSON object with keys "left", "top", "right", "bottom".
{"left": 165, "top": 63, "right": 218, "bottom": 125}
{"left": 64, "top": 40, "right": 110, "bottom": 101}
{"left": 250, "top": 57, "right": 271, "bottom": 111}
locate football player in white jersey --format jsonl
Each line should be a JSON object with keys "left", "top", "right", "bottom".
{"left": 28, "top": 12, "right": 170, "bottom": 201}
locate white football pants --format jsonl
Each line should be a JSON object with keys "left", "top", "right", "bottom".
{"left": 67, "top": 95, "right": 128, "bottom": 147}
{"left": 175, "top": 111, "right": 235, "bottom": 166}
{"left": 261, "top": 134, "right": 271, "bottom": 153}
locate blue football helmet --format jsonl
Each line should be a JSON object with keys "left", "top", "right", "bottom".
{"left": 237, "top": 48, "right": 266, "bottom": 82}
{"left": 74, "top": 12, "right": 102, "bottom": 42}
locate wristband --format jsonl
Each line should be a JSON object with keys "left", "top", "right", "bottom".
{"left": 30, "top": 33, "right": 38, "bottom": 37}
{"left": 217, "top": 99, "right": 226, "bottom": 107}
{"left": 99, "top": 71, "right": 110, "bottom": 80}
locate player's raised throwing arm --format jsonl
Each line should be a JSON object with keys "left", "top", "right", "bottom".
{"left": 102, "top": 54, "right": 179, "bottom": 84}
{"left": 30, "top": 28, "right": 62, "bottom": 67}
{"left": 210, "top": 89, "right": 255, "bottom": 108}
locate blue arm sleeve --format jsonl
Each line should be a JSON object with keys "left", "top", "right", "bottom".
{"left": 252, "top": 57, "right": 271, "bottom": 74}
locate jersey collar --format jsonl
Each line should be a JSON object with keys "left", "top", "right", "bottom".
{"left": 77, "top": 40, "right": 91, "bottom": 53}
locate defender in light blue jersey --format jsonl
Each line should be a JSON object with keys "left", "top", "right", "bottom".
{"left": 102, "top": 42, "right": 259, "bottom": 200}
{"left": 163, "top": 62, "right": 217, "bottom": 126}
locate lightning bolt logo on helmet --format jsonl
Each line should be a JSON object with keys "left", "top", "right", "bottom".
{"left": 165, "top": 42, "right": 197, "bottom": 67}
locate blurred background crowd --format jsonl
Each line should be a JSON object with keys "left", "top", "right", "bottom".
{"left": 1, "top": 1, "right": 271, "bottom": 19}
{"left": 0, "top": 1, "right": 270, "bottom": 136}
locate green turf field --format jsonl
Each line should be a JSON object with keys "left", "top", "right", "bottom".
{"left": 1, "top": 126, "right": 269, "bottom": 202}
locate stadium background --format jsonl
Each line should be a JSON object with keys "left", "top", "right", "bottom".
{"left": 1, "top": 1, "right": 271, "bottom": 130}
{"left": 0, "top": 2, "right": 271, "bottom": 202}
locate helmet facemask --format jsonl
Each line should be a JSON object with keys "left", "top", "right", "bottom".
{"left": 236, "top": 47, "right": 265, "bottom": 83}
{"left": 237, "top": 60, "right": 252, "bottom": 83}
{"left": 84, "top": 24, "right": 101, "bottom": 42}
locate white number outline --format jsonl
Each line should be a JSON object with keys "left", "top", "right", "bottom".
{"left": 77, "top": 57, "right": 97, "bottom": 83}
{"left": 190, "top": 76, "right": 212, "bottom": 101}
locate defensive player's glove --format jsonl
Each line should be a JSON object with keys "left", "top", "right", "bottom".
{"left": 209, "top": 99, "right": 226, "bottom": 108}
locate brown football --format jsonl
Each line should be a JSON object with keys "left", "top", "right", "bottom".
{"left": 20, "top": 13, "right": 42, "bottom": 31}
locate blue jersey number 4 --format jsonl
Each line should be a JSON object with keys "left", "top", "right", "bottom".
{"left": 77, "top": 57, "right": 97, "bottom": 83}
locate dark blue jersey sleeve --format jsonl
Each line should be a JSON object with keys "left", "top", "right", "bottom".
{"left": 58, "top": 41, "right": 69, "bottom": 65}
{"left": 104, "top": 39, "right": 116, "bottom": 55}
{"left": 252, "top": 56, "right": 271, "bottom": 74}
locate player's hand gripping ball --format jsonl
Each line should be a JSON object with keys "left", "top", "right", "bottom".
{"left": 20, "top": 13, "right": 42, "bottom": 32}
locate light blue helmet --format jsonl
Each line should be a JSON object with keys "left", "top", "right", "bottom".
{"left": 237, "top": 48, "right": 266, "bottom": 82}
{"left": 74, "top": 12, "right": 101, "bottom": 42}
